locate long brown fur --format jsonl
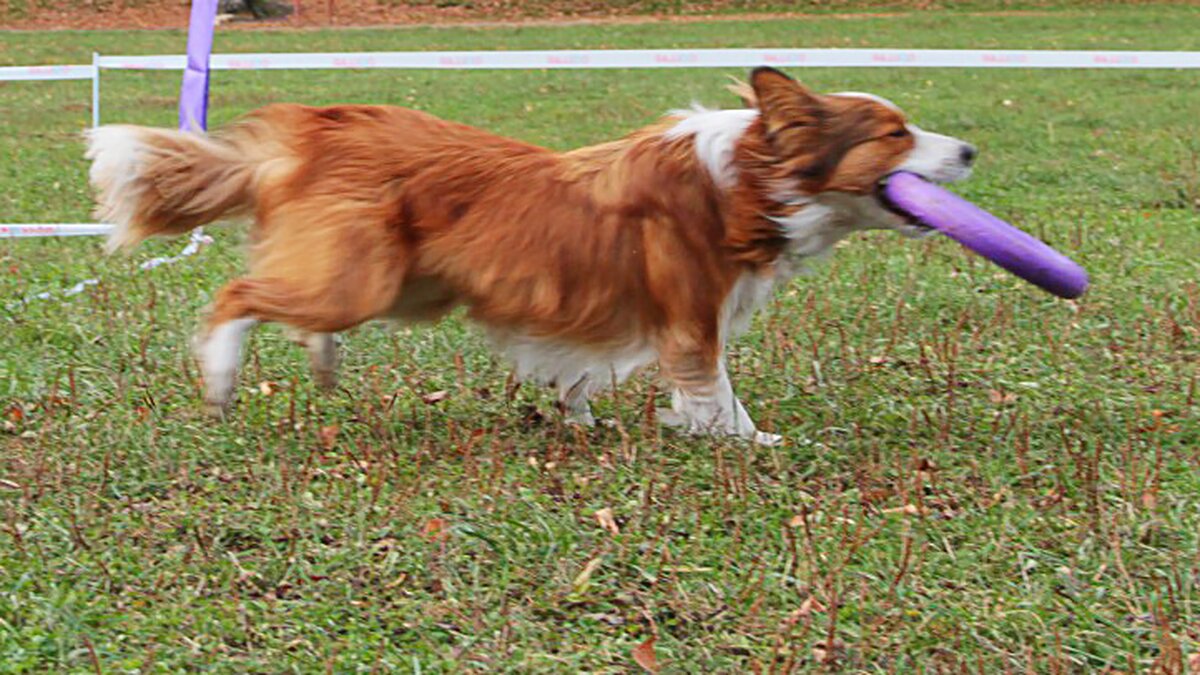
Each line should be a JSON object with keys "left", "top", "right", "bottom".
{"left": 86, "top": 67, "right": 922, "bottom": 425}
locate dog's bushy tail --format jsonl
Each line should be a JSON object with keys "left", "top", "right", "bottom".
{"left": 85, "top": 122, "right": 284, "bottom": 252}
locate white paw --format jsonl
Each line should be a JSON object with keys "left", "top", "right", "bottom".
{"left": 655, "top": 407, "right": 688, "bottom": 428}
{"left": 564, "top": 411, "right": 596, "bottom": 428}
{"left": 753, "top": 430, "right": 784, "bottom": 446}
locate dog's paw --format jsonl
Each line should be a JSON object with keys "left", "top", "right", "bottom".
{"left": 203, "top": 397, "right": 231, "bottom": 420}
{"left": 313, "top": 369, "right": 338, "bottom": 392}
{"left": 655, "top": 407, "right": 688, "bottom": 429}
{"left": 753, "top": 430, "right": 784, "bottom": 446}
{"left": 564, "top": 411, "right": 597, "bottom": 428}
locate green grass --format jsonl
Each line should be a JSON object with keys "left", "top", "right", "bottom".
{"left": 2, "top": 5, "right": 1200, "bottom": 672}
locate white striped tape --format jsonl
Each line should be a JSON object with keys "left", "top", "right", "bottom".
{"left": 94, "top": 48, "right": 1200, "bottom": 72}
{"left": 1, "top": 224, "right": 114, "bottom": 238}
{"left": 5, "top": 48, "right": 1200, "bottom": 82}
{"left": 0, "top": 64, "right": 96, "bottom": 81}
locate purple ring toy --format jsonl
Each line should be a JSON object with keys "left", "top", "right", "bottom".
{"left": 880, "top": 171, "right": 1089, "bottom": 300}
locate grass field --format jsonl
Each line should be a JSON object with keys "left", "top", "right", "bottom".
{"left": 3, "top": 5, "right": 1200, "bottom": 672}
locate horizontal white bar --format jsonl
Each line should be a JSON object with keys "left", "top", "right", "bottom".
{"left": 0, "top": 64, "right": 96, "bottom": 82}
{"left": 1, "top": 224, "right": 113, "bottom": 238}
{"left": 93, "top": 48, "right": 1200, "bottom": 71}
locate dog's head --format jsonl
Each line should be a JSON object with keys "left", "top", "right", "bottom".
{"left": 737, "top": 66, "right": 976, "bottom": 236}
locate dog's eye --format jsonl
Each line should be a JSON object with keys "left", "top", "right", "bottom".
{"left": 887, "top": 128, "right": 909, "bottom": 139}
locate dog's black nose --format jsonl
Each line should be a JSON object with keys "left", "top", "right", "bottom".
{"left": 960, "top": 144, "right": 978, "bottom": 165}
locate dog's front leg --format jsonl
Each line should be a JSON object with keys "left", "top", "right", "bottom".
{"left": 659, "top": 338, "right": 780, "bottom": 445}
{"left": 558, "top": 374, "right": 596, "bottom": 427}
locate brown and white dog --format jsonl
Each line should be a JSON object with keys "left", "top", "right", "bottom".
{"left": 85, "top": 67, "right": 975, "bottom": 445}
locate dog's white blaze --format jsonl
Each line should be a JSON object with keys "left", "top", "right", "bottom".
{"left": 899, "top": 125, "right": 973, "bottom": 183}
{"left": 829, "top": 92, "right": 973, "bottom": 184}
{"left": 665, "top": 107, "right": 758, "bottom": 189}
{"left": 199, "top": 318, "right": 257, "bottom": 405}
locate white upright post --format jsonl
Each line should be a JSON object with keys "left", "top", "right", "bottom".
{"left": 91, "top": 52, "right": 100, "bottom": 128}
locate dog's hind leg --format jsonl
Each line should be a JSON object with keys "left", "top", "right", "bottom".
{"left": 303, "top": 333, "right": 339, "bottom": 391}
{"left": 198, "top": 275, "right": 400, "bottom": 414}
{"left": 195, "top": 198, "right": 410, "bottom": 414}
{"left": 193, "top": 315, "right": 259, "bottom": 417}
{"left": 283, "top": 328, "right": 340, "bottom": 391}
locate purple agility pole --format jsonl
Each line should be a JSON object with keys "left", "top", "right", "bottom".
{"left": 178, "top": 0, "right": 219, "bottom": 131}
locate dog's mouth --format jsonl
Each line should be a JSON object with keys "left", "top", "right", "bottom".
{"left": 876, "top": 172, "right": 936, "bottom": 237}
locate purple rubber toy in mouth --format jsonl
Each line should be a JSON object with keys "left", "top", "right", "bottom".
{"left": 880, "top": 171, "right": 1089, "bottom": 300}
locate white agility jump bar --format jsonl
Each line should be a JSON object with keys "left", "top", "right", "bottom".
{"left": 3, "top": 48, "right": 1200, "bottom": 84}
{"left": 0, "top": 64, "right": 97, "bottom": 81}
{"left": 1, "top": 224, "right": 113, "bottom": 238}
{"left": 94, "top": 48, "right": 1200, "bottom": 71}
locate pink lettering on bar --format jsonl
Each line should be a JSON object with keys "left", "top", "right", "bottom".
{"left": 1093, "top": 54, "right": 1139, "bottom": 65}
{"left": 438, "top": 55, "right": 485, "bottom": 66}
{"left": 982, "top": 53, "right": 1029, "bottom": 64}
{"left": 762, "top": 52, "right": 807, "bottom": 64}
{"left": 654, "top": 53, "right": 699, "bottom": 64}
{"left": 332, "top": 56, "right": 378, "bottom": 68}
{"left": 546, "top": 54, "right": 590, "bottom": 65}
{"left": 871, "top": 52, "right": 917, "bottom": 63}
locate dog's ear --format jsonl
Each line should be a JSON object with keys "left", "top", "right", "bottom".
{"left": 726, "top": 76, "right": 757, "bottom": 108}
{"left": 749, "top": 66, "right": 823, "bottom": 135}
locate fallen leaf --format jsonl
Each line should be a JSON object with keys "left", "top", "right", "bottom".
{"left": 988, "top": 389, "right": 1017, "bottom": 405}
{"left": 258, "top": 381, "right": 275, "bottom": 396}
{"left": 422, "top": 517, "right": 450, "bottom": 542}
{"left": 594, "top": 508, "right": 620, "bottom": 536}
{"left": 632, "top": 635, "right": 659, "bottom": 673}
{"left": 881, "top": 504, "right": 924, "bottom": 517}
{"left": 783, "top": 595, "right": 828, "bottom": 627}
{"left": 1142, "top": 490, "right": 1157, "bottom": 510}
{"left": 798, "top": 595, "right": 827, "bottom": 616}
{"left": 811, "top": 638, "right": 840, "bottom": 662}
{"left": 318, "top": 425, "right": 340, "bottom": 450}
{"left": 422, "top": 390, "right": 449, "bottom": 405}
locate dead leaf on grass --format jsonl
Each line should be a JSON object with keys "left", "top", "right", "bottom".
{"left": 421, "top": 390, "right": 449, "bottom": 405}
{"left": 632, "top": 635, "right": 659, "bottom": 673}
{"left": 594, "top": 508, "right": 620, "bottom": 536}
{"left": 988, "top": 389, "right": 1017, "bottom": 405}
{"left": 422, "top": 517, "right": 450, "bottom": 542}
{"left": 318, "top": 425, "right": 339, "bottom": 450}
